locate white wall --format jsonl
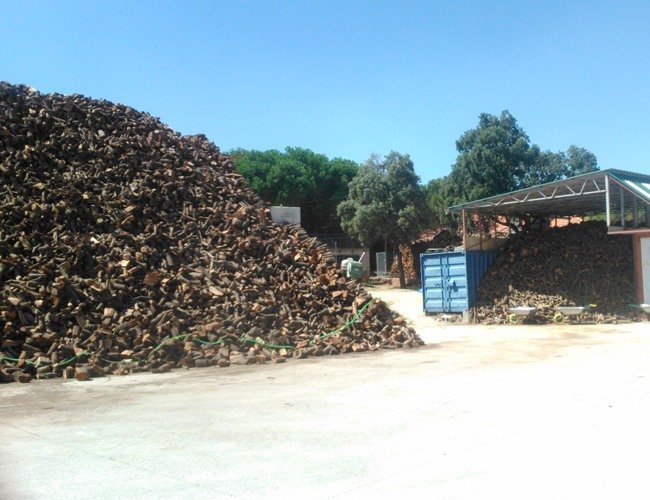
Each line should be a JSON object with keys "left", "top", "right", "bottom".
{"left": 642, "top": 237, "right": 650, "bottom": 303}
{"left": 270, "top": 206, "right": 301, "bottom": 225}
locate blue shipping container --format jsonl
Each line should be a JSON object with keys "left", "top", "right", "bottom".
{"left": 420, "top": 250, "right": 497, "bottom": 313}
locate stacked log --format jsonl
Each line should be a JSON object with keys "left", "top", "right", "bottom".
{"left": 392, "top": 244, "right": 418, "bottom": 285}
{"left": 0, "top": 83, "right": 422, "bottom": 383}
{"left": 471, "top": 221, "right": 637, "bottom": 324}
{"left": 391, "top": 228, "right": 460, "bottom": 285}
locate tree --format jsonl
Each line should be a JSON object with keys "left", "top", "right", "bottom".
{"left": 523, "top": 145, "right": 599, "bottom": 187}
{"left": 523, "top": 148, "right": 566, "bottom": 186}
{"left": 444, "top": 110, "right": 599, "bottom": 208}
{"left": 337, "top": 152, "right": 429, "bottom": 287}
{"left": 230, "top": 147, "right": 358, "bottom": 233}
{"left": 424, "top": 177, "right": 454, "bottom": 227}
{"left": 565, "top": 145, "right": 598, "bottom": 176}
{"left": 444, "top": 110, "right": 537, "bottom": 206}
{"left": 420, "top": 111, "right": 600, "bottom": 235}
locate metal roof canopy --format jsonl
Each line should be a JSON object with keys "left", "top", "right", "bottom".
{"left": 447, "top": 169, "right": 650, "bottom": 227}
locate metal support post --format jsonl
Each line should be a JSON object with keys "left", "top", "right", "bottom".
{"left": 605, "top": 175, "right": 611, "bottom": 226}
{"left": 620, "top": 188, "right": 625, "bottom": 227}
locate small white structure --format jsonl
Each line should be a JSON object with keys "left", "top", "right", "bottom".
{"left": 375, "top": 251, "right": 391, "bottom": 277}
{"left": 270, "top": 206, "right": 301, "bottom": 226}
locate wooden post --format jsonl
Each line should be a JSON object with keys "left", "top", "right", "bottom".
{"left": 462, "top": 209, "right": 467, "bottom": 250}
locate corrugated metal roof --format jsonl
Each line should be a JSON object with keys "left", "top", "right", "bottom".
{"left": 447, "top": 169, "right": 650, "bottom": 216}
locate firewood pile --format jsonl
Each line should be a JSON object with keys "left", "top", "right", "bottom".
{"left": 0, "top": 83, "right": 422, "bottom": 383}
{"left": 391, "top": 228, "right": 460, "bottom": 285}
{"left": 471, "top": 221, "right": 637, "bottom": 324}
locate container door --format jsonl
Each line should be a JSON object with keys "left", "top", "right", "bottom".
{"left": 421, "top": 253, "right": 445, "bottom": 312}
{"left": 445, "top": 252, "right": 468, "bottom": 312}
{"left": 441, "top": 252, "right": 450, "bottom": 311}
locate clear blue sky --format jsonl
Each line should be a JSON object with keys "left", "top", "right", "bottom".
{"left": 2, "top": 0, "right": 649, "bottom": 182}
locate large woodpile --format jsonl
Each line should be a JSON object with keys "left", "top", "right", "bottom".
{"left": 0, "top": 83, "right": 422, "bottom": 383}
{"left": 471, "top": 221, "right": 636, "bottom": 324}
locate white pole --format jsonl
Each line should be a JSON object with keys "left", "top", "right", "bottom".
{"left": 605, "top": 175, "right": 611, "bottom": 226}
{"left": 620, "top": 188, "right": 625, "bottom": 227}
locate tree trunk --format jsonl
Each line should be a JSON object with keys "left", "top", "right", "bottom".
{"left": 395, "top": 244, "right": 406, "bottom": 288}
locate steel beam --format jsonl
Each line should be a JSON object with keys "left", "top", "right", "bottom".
{"left": 605, "top": 175, "right": 611, "bottom": 226}
{"left": 621, "top": 187, "right": 625, "bottom": 227}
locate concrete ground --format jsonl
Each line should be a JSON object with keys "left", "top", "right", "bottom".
{"left": 2, "top": 286, "right": 650, "bottom": 499}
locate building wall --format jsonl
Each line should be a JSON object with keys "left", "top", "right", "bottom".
{"left": 633, "top": 234, "right": 650, "bottom": 303}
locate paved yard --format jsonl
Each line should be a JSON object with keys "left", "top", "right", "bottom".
{"left": 1, "top": 286, "right": 649, "bottom": 499}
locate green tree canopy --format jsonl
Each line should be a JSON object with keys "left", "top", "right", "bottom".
{"left": 424, "top": 176, "right": 452, "bottom": 227}
{"left": 565, "top": 145, "right": 598, "bottom": 176}
{"left": 439, "top": 110, "right": 599, "bottom": 212}
{"left": 445, "top": 110, "right": 538, "bottom": 205}
{"left": 337, "top": 152, "right": 429, "bottom": 286}
{"left": 230, "top": 147, "right": 358, "bottom": 233}
{"left": 523, "top": 145, "right": 599, "bottom": 187}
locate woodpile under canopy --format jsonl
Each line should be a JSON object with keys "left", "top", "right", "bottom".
{"left": 0, "top": 83, "right": 422, "bottom": 383}
{"left": 471, "top": 221, "right": 636, "bottom": 324}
